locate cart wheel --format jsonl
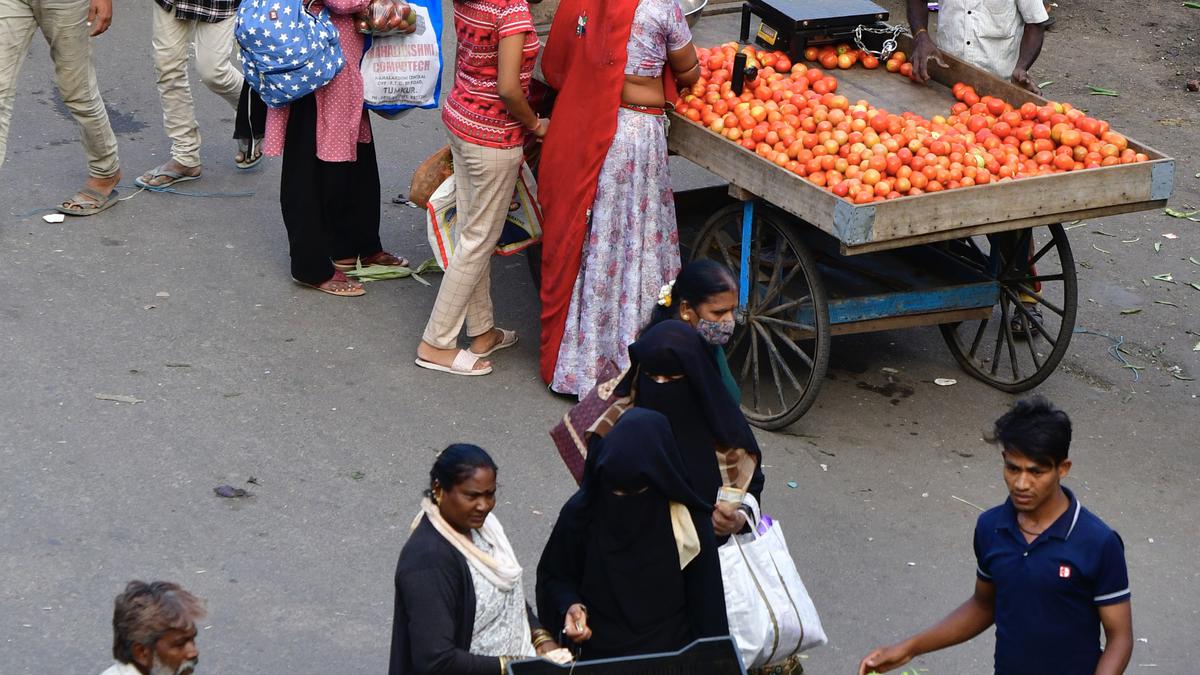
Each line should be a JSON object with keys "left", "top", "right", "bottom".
{"left": 691, "top": 204, "right": 831, "bottom": 430}
{"left": 939, "top": 224, "right": 1077, "bottom": 392}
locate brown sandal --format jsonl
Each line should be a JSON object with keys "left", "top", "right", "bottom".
{"left": 292, "top": 270, "right": 365, "bottom": 297}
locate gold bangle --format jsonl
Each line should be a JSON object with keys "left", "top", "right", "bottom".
{"left": 498, "top": 655, "right": 509, "bottom": 675}
{"left": 914, "top": 27, "right": 928, "bottom": 36}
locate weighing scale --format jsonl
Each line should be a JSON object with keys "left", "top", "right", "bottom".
{"left": 730, "top": 0, "right": 901, "bottom": 94}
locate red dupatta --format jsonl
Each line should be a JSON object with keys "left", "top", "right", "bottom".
{"left": 537, "top": 0, "right": 681, "bottom": 384}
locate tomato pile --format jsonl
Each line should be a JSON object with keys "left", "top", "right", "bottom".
{"left": 675, "top": 43, "right": 1150, "bottom": 204}
{"left": 355, "top": 0, "right": 416, "bottom": 35}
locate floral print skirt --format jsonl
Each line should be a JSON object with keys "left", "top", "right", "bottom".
{"left": 551, "top": 108, "right": 681, "bottom": 397}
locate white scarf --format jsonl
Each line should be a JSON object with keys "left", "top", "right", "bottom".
{"left": 412, "top": 498, "right": 524, "bottom": 592}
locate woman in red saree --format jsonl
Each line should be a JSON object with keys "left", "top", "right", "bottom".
{"left": 537, "top": 0, "right": 699, "bottom": 397}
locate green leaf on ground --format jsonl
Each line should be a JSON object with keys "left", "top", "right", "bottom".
{"left": 1165, "top": 207, "right": 1200, "bottom": 218}
{"left": 1120, "top": 308, "right": 1142, "bottom": 314}
{"left": 1038, "top": 80, "right": 1054, "bottom": 88}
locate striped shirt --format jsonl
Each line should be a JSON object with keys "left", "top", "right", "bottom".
{"left": 443, "top": 0, "right": 540, "bottom": 148}
{"left": 154, "top": 0, "right": 241, "bottom": 23}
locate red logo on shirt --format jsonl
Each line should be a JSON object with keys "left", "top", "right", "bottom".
{"left": 1059, "top": 565, "right": 1072, "bottom": 578}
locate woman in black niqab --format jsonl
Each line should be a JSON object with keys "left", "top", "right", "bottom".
{"left": 536, "top": 408, "right": 729, "bottom": 660}
{"left": 623, "top": 320, "right": 765, "bottom": 510}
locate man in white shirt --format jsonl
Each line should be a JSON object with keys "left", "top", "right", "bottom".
{"left": 99, "top": 581, "right": 205, "bottom": 675}
{"left": 907, "top": 0, "right": 1050, "bottom": 92}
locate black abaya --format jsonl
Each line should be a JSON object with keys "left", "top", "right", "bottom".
{"left": 536, "top": 409, "right": 729, "bottom": 660}
{"left": 623, "top": 320, "right": 765, "bottom": 504}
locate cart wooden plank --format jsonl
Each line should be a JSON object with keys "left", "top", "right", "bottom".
{"left": 667, "top": 35, "right": 1175, "bottom": 255}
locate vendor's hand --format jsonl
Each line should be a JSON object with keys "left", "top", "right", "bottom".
{"left": 910, "top": 31, "right": 947, "bottom": 83}
{"left": 87, "top": 0, "right": 113, "bottom": 36}
{"left": 531, "top": 117, "right": 549, "bottom": 140}
{"left": 564, "top": 603, "right": 592, "bottom": 642}
{"left": 1010, "top": 68, "right": 1040, "bottom": 94}
{"left": 712, "top": 505, "right": 747, "bottom": 537}
{"left": 857, "top": 642, "right": 914, "bottom": 675}
{"left": 535, "top": 639, "right": 562, "bottom": 656}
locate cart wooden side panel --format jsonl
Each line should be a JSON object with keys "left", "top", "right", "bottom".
{"left": 667, "top": 35, "right": 1175, "bottom": 255}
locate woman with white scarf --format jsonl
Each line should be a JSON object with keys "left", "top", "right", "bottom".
{"left": 389, "top": 444, "right": 570, "bottom": 674}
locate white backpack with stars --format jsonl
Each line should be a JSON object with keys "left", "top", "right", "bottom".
{"left": 236, "top": 0, "right": 346, "bottom": 108}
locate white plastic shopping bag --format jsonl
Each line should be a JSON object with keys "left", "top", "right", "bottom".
{"left": 426, "top": 163, "right": 543, "bottom": 271}
{"left": 360, "top": 0, "right": 443, "bottom": 118}
{"left": 719, "top": 494, "right": 827, "bottom": 669}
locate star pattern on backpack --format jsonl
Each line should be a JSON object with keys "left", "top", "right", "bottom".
{"left": 234, "top": 0, "right": 345, "bottom": 107}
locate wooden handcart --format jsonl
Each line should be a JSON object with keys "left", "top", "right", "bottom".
{"left": 670, "top": 34, "right": 1175, "bottom": 429}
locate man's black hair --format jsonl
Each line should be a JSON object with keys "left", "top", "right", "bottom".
{"left": 988, "top": 396, "right": 1072, "bottom": 467}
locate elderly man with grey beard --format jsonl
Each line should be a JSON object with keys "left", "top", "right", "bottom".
{"left": 100, "top": 581, "right": 205, "bottom": 675}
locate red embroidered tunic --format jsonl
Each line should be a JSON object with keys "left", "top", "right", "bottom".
{"left": 442, "top": 0, "right": 540, "bottom": 149}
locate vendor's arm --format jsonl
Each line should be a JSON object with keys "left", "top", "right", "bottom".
{"left": 498, "top": 32, "right": 547, "bottom": 138}
{"left": 1010, "top": 23, "right": 1046, "bottom": 93}
{"left": 905, "top": 0, "right": 947, "bottom": 83}
{"left": 398, "top": 568, "right": 502, "bottom": 675}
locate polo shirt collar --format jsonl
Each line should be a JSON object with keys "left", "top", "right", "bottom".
{"left": 1000, "top": 485, "right": 1081, "bottom": 541}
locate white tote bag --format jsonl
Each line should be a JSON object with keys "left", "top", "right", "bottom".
{"left": 719, "top": 495, "right": 827, "bottom": 669}
{"left": 360, "top": 0, "right": 444, "bottom": 119}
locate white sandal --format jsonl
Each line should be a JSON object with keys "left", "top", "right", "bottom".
{"left": 415, "top": 349, "right": 493, "bottom": 376}
{"left": 470, "top": 328, "right": 518, "bottom": 358}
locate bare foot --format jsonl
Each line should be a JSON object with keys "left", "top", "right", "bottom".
{"left": 417, "top": 342, "right": 491, "bottom": 371}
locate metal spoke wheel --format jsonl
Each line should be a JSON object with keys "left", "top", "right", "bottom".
{"left": 938, "top": 224, "right": 1077, "bottom": 392}
{"left": 691, "top": 203, "right": 830, "bottom": 430}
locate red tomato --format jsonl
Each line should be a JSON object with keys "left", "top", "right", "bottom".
{"left": 862, "top": 54, "right": 880, "bottom": 69}
{"left": 804, "top": 46, "right": 819, "bottom": 62}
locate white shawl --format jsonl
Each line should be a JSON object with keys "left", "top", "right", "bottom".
{"left": 412, "top": 498, "right": 524, "bottom": 592}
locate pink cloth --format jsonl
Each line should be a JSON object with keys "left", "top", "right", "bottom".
{"left": 263, "top": 0, "right": 373, "bottom": 162}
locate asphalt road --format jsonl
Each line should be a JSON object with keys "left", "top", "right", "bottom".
{"left": 1, "top": 3, "right": 1197, "bottom": 673}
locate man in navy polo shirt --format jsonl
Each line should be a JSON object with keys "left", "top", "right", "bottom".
{"left": 858, "top": 397, "right": 1133, "bottom": 675}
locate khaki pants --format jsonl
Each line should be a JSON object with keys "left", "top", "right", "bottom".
{"left": 152, "top": 5, "right": 242, "bottom": 167}
{"left": 422, "top": 133, "right": 523, "bottom": 350}
{"left": 0, "top": 0, "right": 119, "bottom": 176}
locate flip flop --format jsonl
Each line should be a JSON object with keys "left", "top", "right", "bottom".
{"left": 332, "top": 250, "right": 410, "bottom": 272}
{"left": 292, "top": 270, "right": 366, "bottom": 297}
{"left": 415, "top": 350, "right": 493, "bottom": 376}
{"left": 56, "top": 187, "right": 119, "bottom": 217}
{"left": 135, "top": 164, "right": 202, "bottom": 190}
{"left": 470, "top": 328, "right": 518, "bottom": 358}
{"left": 235, "top": 137, "right": 263, "bottom": 170}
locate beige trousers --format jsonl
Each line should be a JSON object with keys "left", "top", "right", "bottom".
{"left": 0, "top": 0, "right": 119, "bottom": 176}
{"left": 151, "top": 5, "right": 242, "bottom": 167}
{"left": 422, "top": 133, "right": 524, "bottom": 350}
